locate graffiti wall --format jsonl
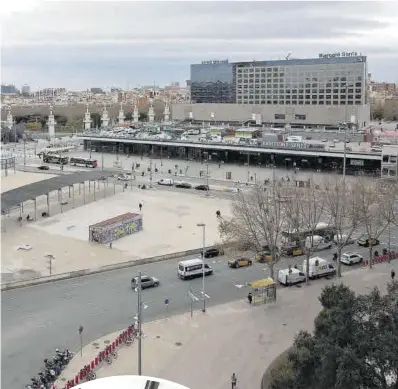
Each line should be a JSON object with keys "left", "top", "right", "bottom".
{"left": 89, "top": 213, "right": 143, "bottom": 244}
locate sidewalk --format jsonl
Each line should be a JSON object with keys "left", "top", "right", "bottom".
{"left": 54, "top": 262, "right": 394, "bottom": 389}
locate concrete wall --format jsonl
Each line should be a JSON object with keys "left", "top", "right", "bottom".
{"left": 171, "top": 103, "right": 371, "bottom": 127}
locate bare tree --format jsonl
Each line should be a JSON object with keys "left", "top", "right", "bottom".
{"left": 285, "top": 180, "right": 330, "bottom": 282}
{"left": 354, "top": 175, "right": 389, "bottom": 268}
{"left": 219, "top": 185, "right": 288, "bottom": 280}
{"left": 323, "top": 176, "right": 362, "bottom": 277}
{"left": 378, "top": 180, "right": 398, "bottom": 262}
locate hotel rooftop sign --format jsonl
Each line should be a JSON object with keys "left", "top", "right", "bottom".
{"left": 318, "top": 51, "right": 358, "bottom": 58}
{"left": 262, "top": 142, "right": 326, "bottom": 150}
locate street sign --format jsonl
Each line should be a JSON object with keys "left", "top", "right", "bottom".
{"left": 164, "top": 298, "right": 169, "bottom": 305}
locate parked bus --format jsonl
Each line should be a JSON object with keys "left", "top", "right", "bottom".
{"left": 69, "top": 157, "right": 98, "bottom": 168}
{"left": 281, "top": 222, "right": 335, "bottom": 244}
{"left": 42, "top": 154, "right": 69, "bottom": 165}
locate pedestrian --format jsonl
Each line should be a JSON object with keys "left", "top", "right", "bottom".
{"left": 139, "top": 203, "right": 142, "bottom": 211}
{"left": 231, "top": 373, "right": 237, "bottom": 389}
{"left": 109, "top": 242, "right": 112, "bottom": 249}
{"left": 391, "top": 269, "right": 395, "bottom": 281}
{"left": 247, "top": 292, "right": 253, "bottom": 304}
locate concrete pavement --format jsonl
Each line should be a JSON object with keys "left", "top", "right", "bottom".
{"left": 3, "top": 247, "right": 396, "bottom": 389}
{"left": 54, "top": 262, "right": 396, "bottom": 389}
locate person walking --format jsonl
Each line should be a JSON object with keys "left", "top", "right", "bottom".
{"left": 139, "top": 203, "right": 143, "bottom": 211}
{"left": 247, "top": 292, "right": 253, "bottom": 305}
{"left": 391, "top": 269, "right": 395, "bottom": 281}
{"left": 231, "top": 373, "right": 237, "bottom": 389}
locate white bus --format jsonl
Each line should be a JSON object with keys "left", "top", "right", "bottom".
{"left": 69, "top": 157, "right": 98, "bottom": 168}
{"left": 178, "top": 258, "right": 213, "bottom": 280}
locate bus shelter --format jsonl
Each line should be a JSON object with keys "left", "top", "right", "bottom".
{"left": 248, "top": 278, "right": 276, "bottom": 305}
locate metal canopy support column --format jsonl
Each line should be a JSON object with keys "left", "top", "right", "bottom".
{"left": 83, "top": 182, "right": 86, "bottom": 204}
{"left": 19, "top": 204, "right": 22, "bottom": 226}
{"left": 34, "top": 198, "right": 37, "bottom": 221}
{"left": 89, "top": 180, "right": 91, "bottom": 193}
{"left": 68, "top": 185, "right": 71, "bottom": 198}
{"left": 114, "top": 183, "right": 116, "bottom": 194}
{"left": 103, "top": 180, "right": 106, "bottom": 198}
{"left": 94, "top": 182, "right": 96, "bottom": 201}
{"left": 21, "top": 202, "right": 24, "bottom": 214}
{"left": 59, "top": 189, "right": 63, "bottom": 213}
{"left": 72, "top": 185, "right": 75, "bottom": 208}
{"left": 47, "top": 193, "right": 50, "bottom": 216}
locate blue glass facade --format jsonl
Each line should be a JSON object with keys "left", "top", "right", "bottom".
{"left": 190, "top": 63, "right": 235, "bottom": 103}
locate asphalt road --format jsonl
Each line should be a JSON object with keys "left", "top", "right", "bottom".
{"left": 3, "top": 232, "right": 397, "bottom": 389}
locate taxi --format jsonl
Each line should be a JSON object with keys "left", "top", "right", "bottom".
{"left": 228, "top": 257, "right": 253, "bottom": 268}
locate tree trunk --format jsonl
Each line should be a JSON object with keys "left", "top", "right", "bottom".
{"left": 268, "top": 261, "right": 275, "bottom": 281}
{"left": 305, "top": 250, "right": 310, "bottom": 283}
{"left": 337, "top": 246, "right": 342, "bottom": 277}
{"left": 369, "top": 244, "right": 373, "bottom": 269}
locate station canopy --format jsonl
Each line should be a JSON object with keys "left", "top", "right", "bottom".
{"left": 1, "top": 170, "right": 114, "bottom": 212}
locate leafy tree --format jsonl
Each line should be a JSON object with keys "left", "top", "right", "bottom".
{"left": 139, "top": 112, "right": 148, "bottom": 121}
{"left": 125, "top": 112, "right": 133, "bottom": 121}
{"left": 287, "top": 283, "right": 398, "bottom": 389}
{"left": 25, "top": 122, "right": 42, "bottom": 131}
{"left": 54, "top": 115, "right": 68, "bottom": 126}
{"left": 90, "top": 112, "right": 101, "bottom": 128}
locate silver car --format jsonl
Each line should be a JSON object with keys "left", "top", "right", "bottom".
{"left": 131, "top": 276, "right": 160, "bottom": 289}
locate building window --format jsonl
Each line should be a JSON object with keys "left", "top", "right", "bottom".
{"left": 298, "top": 101, "right": 303, "bottom": 105}
{"left": 319, "top": 101, "right": 324, "bottom": 105}
{"left": 347, "top": 101, "right": 353, "bottom": 105}
{"left": 355, "top": 100, "right": 361, "bottom": 105}
{"left": 312, "top": 95, "right": 317, "bottom": 100}
{"left": 311, "top": 101, "right": 317, "bottom": 105}
{"left": 292, "top": 101, "right": 298, "bottom": 104}
{"left": 326, "top": 95, "right": 331, "bottom": 99}
{"left": 340, "top": 101, "right": 346, "bottom": 105}
{"left": 275, "top": 114, "right": 285, "bottom": 120}
{"left": 273, "top": 100, "right": 278, "bottom": 105}
{"left": 305, "top": 101, "right": 310, "bottom": 105}
{"left": 333, "top": 101, "right": 339, "bottom": 105}
{"left": 295, "top": 114, "right": 306, "bottom": 120}
{"left": 355, "top": 94, "right": 362, "bottom": 99}
{"left": 326, "top": 101, "right": 331, "bottom": 105}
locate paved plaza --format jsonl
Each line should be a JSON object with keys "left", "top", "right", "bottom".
{"left": 1, "top": 185, "right": 231, "bottom": 281}
{"left": 55, "top": 262, "right": 396, "bottom": 389}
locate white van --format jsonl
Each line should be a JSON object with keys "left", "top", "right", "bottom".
{"left": 178, "top": 258, "right": 213, "bottom": 280}
{"left": 305, "top": 235, "right": 333, "bottom": 251}
{"left": 302, "top": 257, "right": 336, "bottom": 279}
{"left": 277, "top": 268, "right": 306, "bottom": 286}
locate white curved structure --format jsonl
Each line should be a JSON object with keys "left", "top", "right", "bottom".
{"left": 73, "top": 375, "right": 191, "bottom": 389}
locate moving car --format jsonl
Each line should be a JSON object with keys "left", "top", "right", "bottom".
{"left": 158, "top": 178, "right": 173, "bottom": 186}
{"left": 228, "top": 257, "right": 252, "bottom": 268}
{"left": 302, "top": 257, "right": 336, "bottom": 279}
{"left": 131, "top": 275, "right": 159, "bottom": 289}
{"left": 178, "top": 258, "right": 213, "bottom": 279}
{"left": 281, "top": 245, "right": 304, "bottom": 257}
{"left": 340, "top": 252, "right": 363, "bottom": 265}
{"left": 195, "top": 184, "right": 209, "bottom": 191}
{"left": 202, "top": 247, "right": 224, "bottom": 258}
{"left": 277, "top": 268, "right": 306, "bottom": 286}
{"left": 357, "top": 236, "right": 380, "bottom": 247}
{"left": 38, "top": 165, "right": 50, "bottom": 170}
{"left": 175, "top": 181, "right": 192, "bottom": 189}
{"left": 305, "top": 235, "right": 333, "bottom": 251}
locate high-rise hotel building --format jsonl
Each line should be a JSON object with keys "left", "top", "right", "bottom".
{"left": 173, "top": 54, "right": 370, "bottom": 127}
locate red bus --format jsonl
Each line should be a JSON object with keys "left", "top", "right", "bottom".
{"left": 69, "top": 157, "right": 98, "bottom": 168}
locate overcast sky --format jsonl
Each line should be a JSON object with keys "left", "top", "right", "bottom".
{"left": 1, "top": 1, "right": 398, "bottom": 90}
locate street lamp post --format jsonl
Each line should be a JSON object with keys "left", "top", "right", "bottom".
{"left": 342, "top": 122, "right": 348, "bottom": 179}
{"left": 197, "top": 223, "right": 206, "bottom": 312}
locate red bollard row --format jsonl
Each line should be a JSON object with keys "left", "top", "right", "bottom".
{"left": 61, "top": 324, "right": 137, "bottom": 389}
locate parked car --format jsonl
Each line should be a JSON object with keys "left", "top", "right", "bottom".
{"left": 38, "top": 165, "right": 50, "bottom": 170}
{"left": 158, "top": 178, "right": 173, "bottom": 186}
{"left": 281, "top": 245, "right": 304, "bottom": 257}
{"left": 195, "top": 184, "right": 209, "bottom": 191}
{"left": 228, "top": 257, "right": 252, "bottom": 268}
{"left": 175, "top": 181, "right": 192, "bottom": 189}
{"left": 131, "top": 275, "right": 159, "bottom": 289}
{"left": 340, "top": 252, "right": 363, "bottom": 265}
{"left": 357, "top": 236, "right": 380, "bottom": 247}
{"left": 201, "top": 247, "right": 224, "bottom": 258}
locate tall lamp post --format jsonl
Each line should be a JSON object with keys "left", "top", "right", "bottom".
{"left": 197, "top": 223, "right": 206, "bottom": 312}
{"left": 341, "top": 122, "right": 348, "bottom": 179}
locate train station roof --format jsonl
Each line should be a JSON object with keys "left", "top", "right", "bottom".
{"left": 1, "top": 170, "right": 114, "bottom": 211}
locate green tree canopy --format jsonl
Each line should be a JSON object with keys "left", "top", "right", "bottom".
{"left": 285, "top": 282, "right": 398, "bottom": 389}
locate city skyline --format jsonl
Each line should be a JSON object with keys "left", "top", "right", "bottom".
{"left": 1, "top": 1, "right": 398, "bottom": 90}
